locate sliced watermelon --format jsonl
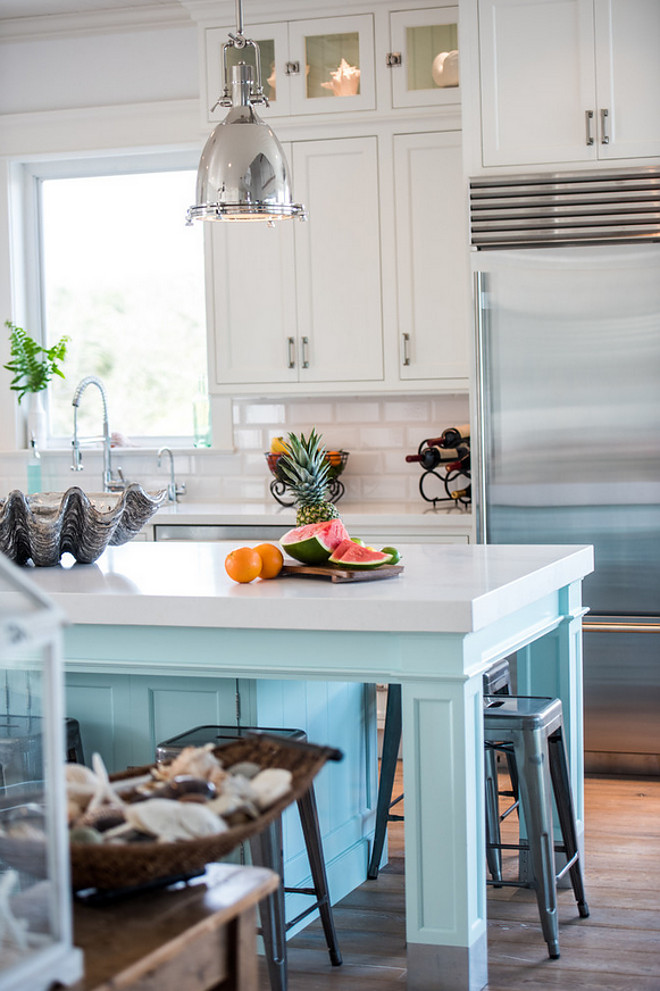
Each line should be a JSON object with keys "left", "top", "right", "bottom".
{"left": 280, "top": 518, "right": 350, "bottom": 565}
{"left": 328, "top": 539, "right": 393, "bottom": 570}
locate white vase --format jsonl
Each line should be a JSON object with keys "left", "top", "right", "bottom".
{"left": 26, "top": 391, "right": 48, "bottom": 452}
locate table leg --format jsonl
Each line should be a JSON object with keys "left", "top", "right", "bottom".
{"left": 401, "top": 671, "right": 488, "bottom": 991}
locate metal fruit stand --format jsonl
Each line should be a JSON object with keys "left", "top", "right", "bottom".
{"left": 0, "top": 551, "right": 83, "bottom": 991}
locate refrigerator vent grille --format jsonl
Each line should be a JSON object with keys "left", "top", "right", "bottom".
{"left": 469, "top": 168, "right": 660, "bottom": 248}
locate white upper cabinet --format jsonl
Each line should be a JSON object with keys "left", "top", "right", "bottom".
{"left": 204, "top": 14, "right": 376, "bottom": 122}
{"left": 209, "top": 136, "right": 383, "bottom": 391}
{"left": 388, "top": 6, "right": 461, "bottom": 109}
{"left": 478, "top": 0, "right": 660, "bottom": 167}
{"left": 394, "top": 131, "right": 469, "bottom": 382}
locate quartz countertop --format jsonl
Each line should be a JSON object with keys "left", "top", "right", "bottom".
{"left": 24, "top": 541, "right": 594, "bottom": 635}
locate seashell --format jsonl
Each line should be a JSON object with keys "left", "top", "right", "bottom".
{"left": 155, "top": 776, "right": 217, "bottom": 802}
{"left": 206, "top": 792, "right": 259, "bottom": 821}
{"left": 154, "top": 745, "right": 228, "bottom": 789}
{"left": 227, "top": 761, "right": 262, "bottom": 779}
{"left": 250, "top": 768, "right": 293, "bottom": 810}
{"left": 124, "top": 798, "right": 228, "bottom": 842}
{"left": 69, "top": 826, "right": 103, "bottom": 845}
{"left": 75, "top": 805, "right": 127, "bottom": 832}
{"left": 87, "top": 753, "right": 125, "bottom": 812}
{"left": 0, "top": 484, "right": 165, "bottom": 567}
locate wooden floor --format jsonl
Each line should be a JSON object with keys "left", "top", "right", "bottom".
{"left": 259, "top": 768, "right": 660, "bottom": 990}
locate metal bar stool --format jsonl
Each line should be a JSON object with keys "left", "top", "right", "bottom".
{"left": 156, "top": 724, "right": 342, "bottom": 991}
{"left": 368, "top": 659, "right": 517, "bottom": 880}
{"left": 482, "top": 659, "right": 519, "bottom": 884}
{"left": 483, "top": 695, "right": 590, "bottom": 958}
{"left": 0, "top": 715, "right": 85, "bottom": 792}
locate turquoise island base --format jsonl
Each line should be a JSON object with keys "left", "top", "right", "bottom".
{"left": 26, "top": 540, "right": 594, "bottom": 991}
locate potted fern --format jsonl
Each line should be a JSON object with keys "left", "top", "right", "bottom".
{"left": 4, "top": 319, "right": 69, "bottom": 449}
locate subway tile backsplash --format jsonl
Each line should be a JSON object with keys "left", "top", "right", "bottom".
{"left": 0, "top": 394, "right": 469, "bottom": 505}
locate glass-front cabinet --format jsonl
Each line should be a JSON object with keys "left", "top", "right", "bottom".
{"left": 0, "top": 554, "right": 82, "bottom": 991}
{"left": 204, "top": 14, "right": 375, "bottom": 122}
{"left": 388, "top": 6, "right": 460, "bottom": 108}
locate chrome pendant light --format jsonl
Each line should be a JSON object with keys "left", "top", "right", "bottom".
{"left": 187, "top": 0, "right": 306, "bottom": 226}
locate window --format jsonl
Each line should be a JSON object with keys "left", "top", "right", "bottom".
{"left": 39, "top": 167, "right": 206, "bottom": 444}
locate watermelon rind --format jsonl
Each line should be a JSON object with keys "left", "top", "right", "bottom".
{"left": 328, "top": 539, "right": 393, "bottom": 570}
{"left": 280, "top": 519, "right": 349, "bottom": 565}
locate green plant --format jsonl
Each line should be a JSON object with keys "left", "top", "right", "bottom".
{"left": 3, "top": 320, "right": 69, "bottom": 403}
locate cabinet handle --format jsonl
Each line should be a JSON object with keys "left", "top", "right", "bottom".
{"left": 585, "top": 110, "right": 594, "bottom": 146}
{"left": 600, "top": 108, "right": 610, "bottom": 144}
{"left": 402, "top": 332, "right": 411, "bottom": 366}
{"left": 287, "top": 336, "right": 296, "bottom": 369}
{"left": 285, "top": 61, "right": 300, "bottom": 76}
{"left": 301, "top": 336, "right": 310, "bottom": 369}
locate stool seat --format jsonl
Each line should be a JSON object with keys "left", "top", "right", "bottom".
{"left": 156, "top": 724, "right": 342, "bottom": 991}
{"left": 484, "top": 695, "right": 589, "bottom": 959}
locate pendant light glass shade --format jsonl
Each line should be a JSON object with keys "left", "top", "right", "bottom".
{"left": 187, "top": 8, "right": 306, "bottom": 225}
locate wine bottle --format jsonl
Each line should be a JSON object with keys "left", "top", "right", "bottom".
{"left": 450, "top": 484, "right": 471, "bottom": 501}
{"left": 406, "top": 447, "right": 460, "bottom": 469}
{"left": 425, "top": 424, "right": 471, "bottom": 449}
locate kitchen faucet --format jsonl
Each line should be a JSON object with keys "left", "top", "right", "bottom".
{"left": 157, "top": 447, "right": 186, "bottom": 503}
{"left": 71, "top": 376, "right": 126, "bottom": 493}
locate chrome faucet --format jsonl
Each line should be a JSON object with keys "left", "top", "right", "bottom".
{"left": 157, "top": 447, "right": 186, "bottom": 503}
{"left": 71, "top": 376, "right": 126, "bottom": 493}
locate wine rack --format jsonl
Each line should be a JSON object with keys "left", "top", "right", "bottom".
{"left": 406, "top": 429, "right": 471, "bottom": 508}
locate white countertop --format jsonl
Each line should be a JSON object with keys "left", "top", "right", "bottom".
{"left": 152, "top": 500, "right": 472, "bottom": 534}
{"left": 24, "top": 541, "right": 594, "bottom": 635}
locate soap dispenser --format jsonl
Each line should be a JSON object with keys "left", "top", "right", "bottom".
{"left": 27, "top": 433, "right": 42, "bottom": 494}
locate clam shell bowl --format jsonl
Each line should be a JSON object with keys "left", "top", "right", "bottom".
{"left": 0, "top": 484, "right": 166, "bottom": 567}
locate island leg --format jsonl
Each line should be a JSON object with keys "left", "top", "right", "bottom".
{"left": 401, "top": 670, "right": 488, "bottom": 991}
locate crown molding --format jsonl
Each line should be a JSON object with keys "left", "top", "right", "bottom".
{"left": 0, "top": 3, "right": 193, "bottom": 42}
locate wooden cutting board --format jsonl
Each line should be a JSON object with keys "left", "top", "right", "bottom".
{"left": 280, "top": 563, "right": 404, "bottom": 583}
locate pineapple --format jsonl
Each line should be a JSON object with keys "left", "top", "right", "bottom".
{"left": 278, "top": 429, "right": 340, "bottom": 526}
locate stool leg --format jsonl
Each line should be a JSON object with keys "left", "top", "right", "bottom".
{"left": 515, "top": 728, "right": 561, "bottom": 959}
{"left": 548, "top": 730, "right": 590, "bottom": 919}
{"left": 297, "top": 788, "right": 342, "bottom": 966}
{"left": 249, "top": 819, "right": 287, "bottom": 991}
{"left": 484, "top": 745, "right": 503, "bottom": 884}
{"left": 368, "top": 683, "right": 402, "bottom": 880}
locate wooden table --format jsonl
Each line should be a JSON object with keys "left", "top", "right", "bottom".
{"left": 63, "top": 863, "right": 279, "bottom": 991}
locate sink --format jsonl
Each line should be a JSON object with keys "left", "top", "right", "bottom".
{"left": 0, "top": 484, "right": 166, "bottom": 567}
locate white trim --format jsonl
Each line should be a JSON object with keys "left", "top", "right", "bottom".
{"left": 0, "top": 4, "right": 192, "bottom": 43}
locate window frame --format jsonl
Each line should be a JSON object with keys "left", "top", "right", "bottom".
{"left": 18, "top": 149, "right": 208, "bottom": 450}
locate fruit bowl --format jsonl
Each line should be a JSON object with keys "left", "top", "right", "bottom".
{"left": 265, "top": 451, "right": 349, "bottom": 507}
{"left": 0, "top": 484, "right": 166, "bottom": 567}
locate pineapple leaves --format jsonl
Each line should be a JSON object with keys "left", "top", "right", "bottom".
{"left": 3, "top": 320, "right": 70, "bottom": 404}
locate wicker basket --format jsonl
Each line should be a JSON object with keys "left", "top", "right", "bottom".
{"left": 0, "top": 735, "right": 342, "bottom": 893}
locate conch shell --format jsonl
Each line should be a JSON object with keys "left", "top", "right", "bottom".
{"left": 321, "top": 58, "right": 360, "bottom": 97}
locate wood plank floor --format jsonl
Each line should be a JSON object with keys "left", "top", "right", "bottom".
{"left": 259, "top": 769, "right": 660, "bottom": 990}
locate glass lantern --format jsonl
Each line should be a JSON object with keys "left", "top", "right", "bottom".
{"left": 0, "top": 553, "right": 82, "bottom": 991}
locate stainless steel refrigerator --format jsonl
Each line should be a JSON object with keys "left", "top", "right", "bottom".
{"left": 470, "top": 168, "right": 660, "bottom": 775}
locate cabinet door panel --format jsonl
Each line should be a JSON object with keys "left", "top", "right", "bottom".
{"left": 288, "top": 15, "right": 376, "bottom": 115}
{"left": 394, "top": 131, "right": 469, "bottom": 382}
{"left": 595, "top": 0, "right": 660, "bottom": 160}
{"left": 479, "top": 0, "right": 597, "bottom": 166}
{"left": 293, "top": 137, "right": 384, "bottom": 383}
{"left": 210, "top": 197, "right": 298, "bottom": 387}
{"left": 390, "top": 6, "right": 461, "bottom": 109}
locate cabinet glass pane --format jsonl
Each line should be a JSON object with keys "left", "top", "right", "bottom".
{"left": 407, "top": 23, "right": 458, "bottom": 92}
{"left": 305, "top": 31, "right": 361, "bottom": 100}
{"left": 224, "top": 38, "right": 277, "bottom": 103}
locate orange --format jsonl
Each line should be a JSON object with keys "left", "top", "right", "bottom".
{"left": 254, "top": 543, "right": 284, "bottom": 579}
{"left": 225, "top": 546, "right": 263, "bottom": 584}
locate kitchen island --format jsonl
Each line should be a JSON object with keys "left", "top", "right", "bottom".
{"left": 26, "top": 540, "right": 593, "bottom": 991}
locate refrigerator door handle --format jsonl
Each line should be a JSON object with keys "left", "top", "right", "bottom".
{"left": 474, "top": 270, "right": 488, "bottom": 543}
{"left": 584, "top": 618, "right": 660, "bottom": 634}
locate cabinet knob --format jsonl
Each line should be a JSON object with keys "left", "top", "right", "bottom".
{"left": 585, "top": 110, "right": 594, "bottom": 146}
{"left": 285, "top": 61, "right": 300, "bottom": 76}
{"left": 600, "top": 108, "right": 610, "bottom": 145}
